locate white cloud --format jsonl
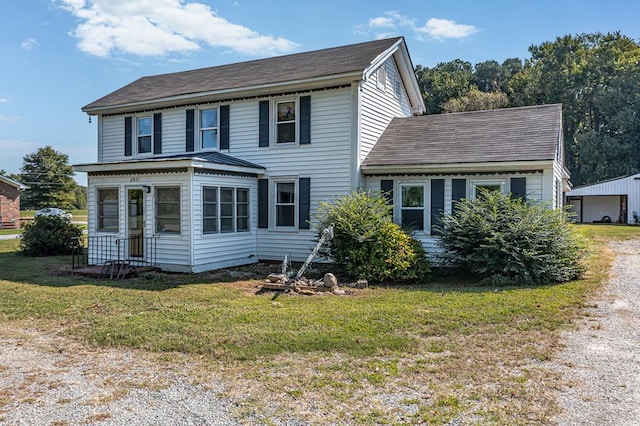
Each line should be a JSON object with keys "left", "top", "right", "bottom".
{"left": 0, "top": 114, "right": 19, "bottom": 122}
{"left": 20, "top": 38, "right": 39, "bottom": 50}
{"left": 0, "top": 98, "right": 8, "bottom": 104}
{"left": 417, "top": 18, "right": 479, "bottom": 40}
{"left": 54, "top": 0, "right": 298, "bottom": 58}
{"left": 357, "top": 10, "right": 479, "bottom": 41}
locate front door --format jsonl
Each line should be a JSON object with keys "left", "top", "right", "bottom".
{"left": 127, "top": 189, "right": 144, "bottom": 258}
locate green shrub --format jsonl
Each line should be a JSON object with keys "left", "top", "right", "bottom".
{"left": 19, "top": 216, "right": 83, "bottom": 257}
{"left": 437, "top": 190, "right": 585, "bottom": 285}
{"left": 316, "top": 190, "right": 430, "bottom": 282}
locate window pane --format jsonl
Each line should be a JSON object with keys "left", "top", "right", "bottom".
{"left": 402, "top": 186, "right": 424, "bottom": 207}
{"left": 203, "top": 203, "right": 217, "bottom": 217}
{"left": 201, "top": 109, "right": 217, "bottom": 128}
{"left": 277, "top": 205, "right": 295, "bottom": 227}
{"left": 475, "top": 185, "right": 502, "bottom": 198}
{"left": 220, "top": 203, "right": 233, "bottom": 217}
{"left": 237, "top": 189, "right": 248, "bottom": 203}
{"left": 221, "top": 218, "right": 233, "bottom": 232}
{"left": 237, "top": 217, "right": 248, "bottom": 232}
{"left": 138, "top": 117, "right": 151, "bottom": 135}
{"left": 203, "top": 187, "right": 217, "bottom": 203}
{"left": 203, "top": 218, "right": 217, "bottom": 233}
{"left": 201, "top": 129, "right": 218, "bottom": 149}
{"left": 138, "top": 135, "right": 152, "bottom": 153}
{"left": 277, "top": 183, "right": 295, "bottom": 203}
{"left": 277, "top": 123, "right": 296, "bottom": 143}
{"left": 98, "top": 188, "right": 118, "bottom": 232}
{"left": 221, "top": 189, "right": 234, "bottom": 203}
{"left": 401, "top": 210, "right": 424, "bottom": 230}
{"left": 277, "top": 101, "right": 296, "bottom": 122}
{"left": 155, "top": 187, "right": 180, "bottom": 234}
{"left": 236, "top": 203, "right": 248, "bottom": 217}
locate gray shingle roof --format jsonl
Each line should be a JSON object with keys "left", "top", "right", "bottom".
{"left": 83, "top": 37, "right": 403, "bottom": 113}
{"left": 362, "top": 104, "right": 563, "bottom": 168}
{"left": 105, "top": 151, "right": 264, "bottom": 170}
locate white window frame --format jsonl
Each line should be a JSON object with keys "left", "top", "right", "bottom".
{"left": 202, "top": 186, "right": 250, "bottom": 235}
{"left": 155, "top": 186, "right": 181, "bottom": 234}
{"left": 199, "top": 107, "right": 219, "bottom": 151}
{"left": 399, "top": 183, "right": 426, "bottom": 231}
{"left": 274, "top": 98, "right": 298, "bottom": 145}
{"left": 471, "top": 180, "right": 507, "bottom": 199}
{"left": 202, "top": 186, "right": 218, "bottom": 234}
{"left": 376, "top": 66, "right": 387, "bottom": 92}
{"left": 274, "top": 179, "right": 297, "bottom": 229}
{"left": 220, "top": 187, "right": 235, "bottom": 233}
{"left": 97, "top": 187, "right": 119, "bottom": 233}
{"left": 136, "top": 116, "right": 153, "bottom": 156}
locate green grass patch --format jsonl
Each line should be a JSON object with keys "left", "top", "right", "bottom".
{"left": 0, "top": 224, "right": 633, "bottom": 424}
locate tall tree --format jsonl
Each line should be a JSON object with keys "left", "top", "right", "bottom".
{"left": 18, "top": 146, "right": 77, "bottom": 210}
{"left": 416, "top": 60, "right": 475, "bottom": 114}
{"left": 443, "top": 88, "right": 509, "bottom": 113}
{"left": 525, "top": 32, "right": 640, "bottom": 185}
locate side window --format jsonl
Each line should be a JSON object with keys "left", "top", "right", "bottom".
{"left": 200, "top": 108, "right": 218, "bottom": 150}
{"left": 237, "top": 189, "right": 249, "bottom": 232}
{"left": 155, "top": 187, "right": 181, "bottom": 234}
{"left": 276, "top": 100, "right": 296, "bottom": 144}
{"left": 275, "top": 182, "right": 295, "bottom": 227}
{"left": 376, "top": 66, "right": 387, "bottom": 92}
{"left": 401, "top": 185, "right": 424, "bottom": 231}
{"left": 137, "top": 117, "right": 152, "bottom": 154}
{"left": 203, "top": 187, "right": 218, "bottom": 234}
{"left": 472, "top": 181, "right": 505, "bottom": 199}
{"left": 220, "top": 188, "right": 235, "bottom": 232}
{"left": 97, "top": 188, "right": 118, "bottom": 232}
{"left": 202, "top": 187, "right": 250, "bottom": 234}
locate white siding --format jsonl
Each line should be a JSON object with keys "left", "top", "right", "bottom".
{"left": 191, "top": 173, "right": 258, "bottom": 272}
{"left": 100, "top": 116, "right": 124, "bottom": 162}
{"left": 230, "top": 89, "right": 354, "bottom": 262}
{"left": 364, "top": 172, "right": 547, "bottom": 255}
{"left": 161, "top": 109, "right": 186, "bottom": 155}
{"left": 359, "top": 58, "right": 413, "bottom": 164}
{"left": 86, "top": 172, "right": 192, "bottom": 271}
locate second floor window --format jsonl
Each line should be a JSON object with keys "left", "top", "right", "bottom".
{"left": 200, "top": 108, "right": 218, "bottom": 149}
{"left": 276, "top": 100, "right": 296, "bottom": 143}
{"left": 137, "top": 117, "right": 152, "bottom": 154}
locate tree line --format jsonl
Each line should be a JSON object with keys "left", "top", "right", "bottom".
{"left": 415, "top": 32, "right": 640, "bottom": 186}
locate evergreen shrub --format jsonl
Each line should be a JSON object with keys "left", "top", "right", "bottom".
{"left": 316, "top": 190, "right": 430, "bottom": 282}
{"left": 19, "top": 215, "right": 83, "bottom": 257}
{"left": 438, "top": 190, "right": 585, "bottom": 285}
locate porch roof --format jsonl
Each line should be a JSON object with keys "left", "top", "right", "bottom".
{"left": 74, "top": 151, "right": 266, "bottom": 176}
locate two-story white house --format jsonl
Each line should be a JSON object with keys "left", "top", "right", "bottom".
{"left": 75, "top": 37, "right": 569, "bottom": 272}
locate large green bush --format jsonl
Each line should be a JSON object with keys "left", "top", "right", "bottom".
{"left": 316, "top": 190, "right": 430, "bottom": 282}
{"left": 438, "top": 190, "right": 585, "bottom": 285}
{"left": 19, "top": 216, "right": 83, "bottom": 257}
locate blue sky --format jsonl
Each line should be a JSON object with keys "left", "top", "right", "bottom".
{"left": 1, "top": 0, "right": 639, "bottom": 186}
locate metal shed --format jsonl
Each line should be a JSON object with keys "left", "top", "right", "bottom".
{"left": 565, "top": 173, "right": 640, "bottom": 224}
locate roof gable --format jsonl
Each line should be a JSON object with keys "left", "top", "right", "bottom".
{"left": 362, "top": 104, "right": 563, "bottom": 170}
{"left": 0, "top": 175, "right": 29, "bottom": 190}
{"left": 83, "top": 37, "right": 416, "bottom": 114}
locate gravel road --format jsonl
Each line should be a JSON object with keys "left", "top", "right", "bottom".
{"left": 551, "top": 239, "right": 640, "bottom": 425}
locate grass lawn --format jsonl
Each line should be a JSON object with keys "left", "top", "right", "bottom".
{"left": 0, "top": 225, "right": 637, "bottom": 424}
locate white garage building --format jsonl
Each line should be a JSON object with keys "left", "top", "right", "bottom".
{"left": 566, "top": 173, "right": 640, "bottom": 224}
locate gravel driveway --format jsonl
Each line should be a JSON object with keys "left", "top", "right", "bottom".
{"left": 551, "top": 239, "right": 640, "bottom": 425}
{"left": 1, "top": 240, "right": 639, "bottom": 425}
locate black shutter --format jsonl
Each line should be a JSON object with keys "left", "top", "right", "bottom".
{"left": 298, "top": 177, "right": 311, "bottom": 229}
{"left": 258, "top": 179, "right": 269, "bottom": 228}
{"left": 220, "top": 105, "right": 230, "bottom": 150}
{"left": 430, "top": 179, "right": 445, "bottom": 235}
{"left": 511, "top": 177, "right": 527, "bottom": 200}
{"left": 299, "top": 95, "right": 311, "bottom": 145}
{"left": 451, "top": 178, "right": 467, "bottom": 213}
{"left": 124, "top": 116, "right": 132, "bottom": 156}
{"left": 153, "top": 113, "right": 162, "bottom": 154}
{"left": 259, "top": 101, "right": 269, "bottom": 147}
{"left": 381, "top": 179, "right": 394, "bottom": 205}
{"left": 185, "top": 109, "right": 195, "bottom": 152}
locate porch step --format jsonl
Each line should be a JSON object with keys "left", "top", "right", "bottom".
{"left": 98, "top": 261, "right": 138, "bottom": 280}
{"left": 1, "top": 221, "right": 18, "bottom": 229}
